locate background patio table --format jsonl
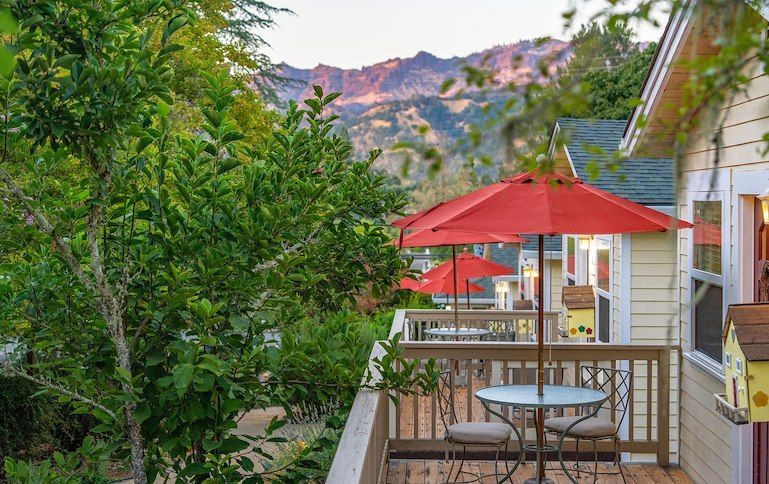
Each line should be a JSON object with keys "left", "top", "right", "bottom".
{"left": 424, "top": 327, "right": 491, "bottom": 340}
{"left": 475, "top": 384, "right": 608, "bottom": 484}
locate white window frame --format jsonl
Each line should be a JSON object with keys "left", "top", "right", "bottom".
{"left": 565, "top": 236, "right": 577, "bottom": 285}
{"left": 576, "top": 237, "right": 589, "bottom": 285}
{"left": 594, "top": 236, "right": 613, "bottom": 343}
{"left": 688, "top": 191, "right": 726, "bottom": 375}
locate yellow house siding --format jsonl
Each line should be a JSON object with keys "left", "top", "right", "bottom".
{"left": 605, "top": 231, "right": 680, "bottom": 459}
{"left": 672, "top": 54, "right": 769, "bottom": 484}
{"left": 629, "top": 233, "right": 678, "bottom": 345}
{"left": 548, "top": 259, "right": 563, "bottom": 313}
{"left": 679, "top": 360, "right": 734, "bottom": 484}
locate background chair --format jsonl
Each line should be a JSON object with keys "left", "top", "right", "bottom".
{"left": 543, "top": 365, "right": 632, "bottom": 483}
{"left": 437, "top": 370, "right": 513, "bottom": 483}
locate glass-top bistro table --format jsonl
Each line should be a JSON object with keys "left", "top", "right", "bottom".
{"left": 423, "top": 327, "right": 491, "bottom": 340}
{"left": 475, "top": 384, "right": 608, "bottom": 484}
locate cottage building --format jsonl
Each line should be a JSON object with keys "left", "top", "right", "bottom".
{"left": 549, "top": 118, "right": 678, "bottom": 345}
{"left": 622, "top": 2, "right": 769, "bottom": 481}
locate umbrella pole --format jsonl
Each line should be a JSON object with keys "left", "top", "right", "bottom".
{"left": 466, "top": 278, "right": 471, "bottom": 309}
{"left": 452, "top": 245, "right": 459, "bottom": 328}
{"left": 536, "top": 234, "right": 546, "bottom": 482}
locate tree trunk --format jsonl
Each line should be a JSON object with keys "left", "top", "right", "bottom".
{"left": 112, "top": 315, "right": 147, "bottom": 484}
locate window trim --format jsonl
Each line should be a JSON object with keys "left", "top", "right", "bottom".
{"left": 594, "top": 236, "right": 613, "bottom": 343}
{"left": 595, "top": 236, "right": 612, "bottom": 296}
{"left": 565, "top": 235, "right": 576, "bottom": 278}
{"left": 688, "top": 192, "right": 726, "bottom": 370}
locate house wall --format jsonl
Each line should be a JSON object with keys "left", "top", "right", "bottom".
{"left": 549, "top": 259, "right": 563, "bottom": 313}
{"left": 629, "top": 232, "right": 679, "bottom": 344}
{"left": 620, "top": 231, "right": 681, "bottom": 461}
{"left": 675, "top": 54, "right": 769, "bottom": 484}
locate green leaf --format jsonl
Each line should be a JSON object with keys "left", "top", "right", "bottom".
{"left": 0, "top": 48, "right": 14, "bottom": 78}
{"left": 217, "top": 436, "right": 248, "bottom": 454}
{"left": 146, "top": 351, "right": 166, "bottom": 366}
{"left": 181, "top": 462, "right": 208, "bottom": 476}
{"left": 439, "top": 78, "right": 457, "bottom": 94}
{"left": 172, "top": 363, "right": 194, "bottom": 390}
{"left": 54, "top": 54, "right": 81, "bottom": 69}
{"left": 135, "top": 404, "right": 151, "bottom": 424}
{"left": 220, "top": 398, "right": 244, "bottom": 414}
{"left": 229, "top": 315, "right": 250, "bottom": 330}
{"left": 0, "top": 10, "right": 16, "bottom": 33}
{"left": 162, "top": 15, "right": 188, "bottom": 45}
{"left": 115, "top": 367, "right": 132, "bottom": 381}
{"left": 157, "top": 100, "right": 170, "bottom": 117}
{"left": 197, "top": 354, "right": 224, "bottom": 375}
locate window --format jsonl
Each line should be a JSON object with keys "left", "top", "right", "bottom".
{"left": 693, "top": 278, "right": 724, "bottom": 362}
{"left": 596, "top": 239, "right": 611, "bottom": 292}
{"left": 693, "top": 200, "right": 722, "bottom": 275}
{"left": 724, "top": 352, "right": 732, "bottom": 368}
{"left": 566, "top": 237, "right": 576, "bottom": 277}
{"left": 691, "top": 199, "right": 724, "bottom": 365}
{"left": 735, "top": 358, "right": 743, "bottom": 376}
{"left": 598, "top": 294, "right": 610, "bottom": 343}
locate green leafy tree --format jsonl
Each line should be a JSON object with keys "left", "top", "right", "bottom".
{"left": 568, "top": 44, "right": 656, "bottom": 119}
{"left": 0, "top": 1, "right": 432, "bottom": 482}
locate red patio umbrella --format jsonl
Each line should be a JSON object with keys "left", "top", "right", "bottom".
{"left": 394, "top": 171, "right": 691, "bottom": 234}
{"left": 395, "top": 229, "right": 525, "bottom": 248}
{"left": 398, "top": 277, "right": 422, "bottom": 291}
{"left": 395, "top": 229, "right": 523, "bottom": 317}
{"left": 420, "top": 248, "right": 515, "bottom": 310}
{"left": 413, "top": 277, "right": 485, "bottom": 295}
{"left": 421, "top": 248, "right": 515, "bottom": 280}
{"left": 393, "top": 169, "right": 692, "bottom": 481}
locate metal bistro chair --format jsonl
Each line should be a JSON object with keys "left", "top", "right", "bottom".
{"left": 543, "top": 365, "right": 632, "bottom": 483}
{"left": 437, "top": 370, "right": 513, "bottom": 483}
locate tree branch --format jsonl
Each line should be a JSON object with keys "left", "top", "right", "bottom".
{"left": 0, "top": 168, "right": 100, "bottom": 300}
{"left": 2, "top": 362, "right": 118, "bottom": 420}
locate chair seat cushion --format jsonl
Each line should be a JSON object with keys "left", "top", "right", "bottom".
{"left": 543, "top": 416, "right": 617, "bottom": 438}
{"left": 446, "top": 422, "right": 512, "bottom": 445}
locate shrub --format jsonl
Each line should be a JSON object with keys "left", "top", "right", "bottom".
{"left": 0, "top": 377, "right": 93, "bottom": 463}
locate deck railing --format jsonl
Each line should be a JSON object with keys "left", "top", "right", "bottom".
{"left": 329, "top": 309, "right": 677, "bottom": 483}
{"left": 394, "top": 309, "right": 561, "bottom": 342}
{"left": 326, "top": 343, "right": 390, "bottom": 484}
{"left": 391, "top": 340, "right": 674, "bottom": 464}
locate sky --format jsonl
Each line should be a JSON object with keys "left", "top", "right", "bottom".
{"left": 262, "top": 0, "right": 668, "bottom": 70}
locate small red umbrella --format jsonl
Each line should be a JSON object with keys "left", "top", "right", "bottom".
{"left": 422, "top": 248, "right": 515, "bottom": 280}
{"left": 398, "top": 277, "right": 422, "bottom": 290}
{"left": 420, "top": 248, "right": 514, "bottom": 310}
{"left": 414, "top": 277, "right": 485, "bottom": 295}
{"left": 394, "top": 229, "right": 524, "bottom": 317}
{"left": 392, "top": 169, "right": 692, "bottom": 481}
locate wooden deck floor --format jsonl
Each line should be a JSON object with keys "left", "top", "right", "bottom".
{"left": 386, "top": 459, "right": 692, "bottom": 484}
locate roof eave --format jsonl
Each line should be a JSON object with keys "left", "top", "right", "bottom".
{"left": 621, "top": 0, "right": 696, "bottom": 155}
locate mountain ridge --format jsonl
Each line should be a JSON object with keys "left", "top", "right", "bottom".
{"left": 274, "top": 38, "right": 572, "bottom": 180}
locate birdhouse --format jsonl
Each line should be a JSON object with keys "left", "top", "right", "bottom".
{"left": 561, "top": 285, "right": 595, "bottom": 339}
{"left": 717, "top": 303, "right": 769, "bottom": 424}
